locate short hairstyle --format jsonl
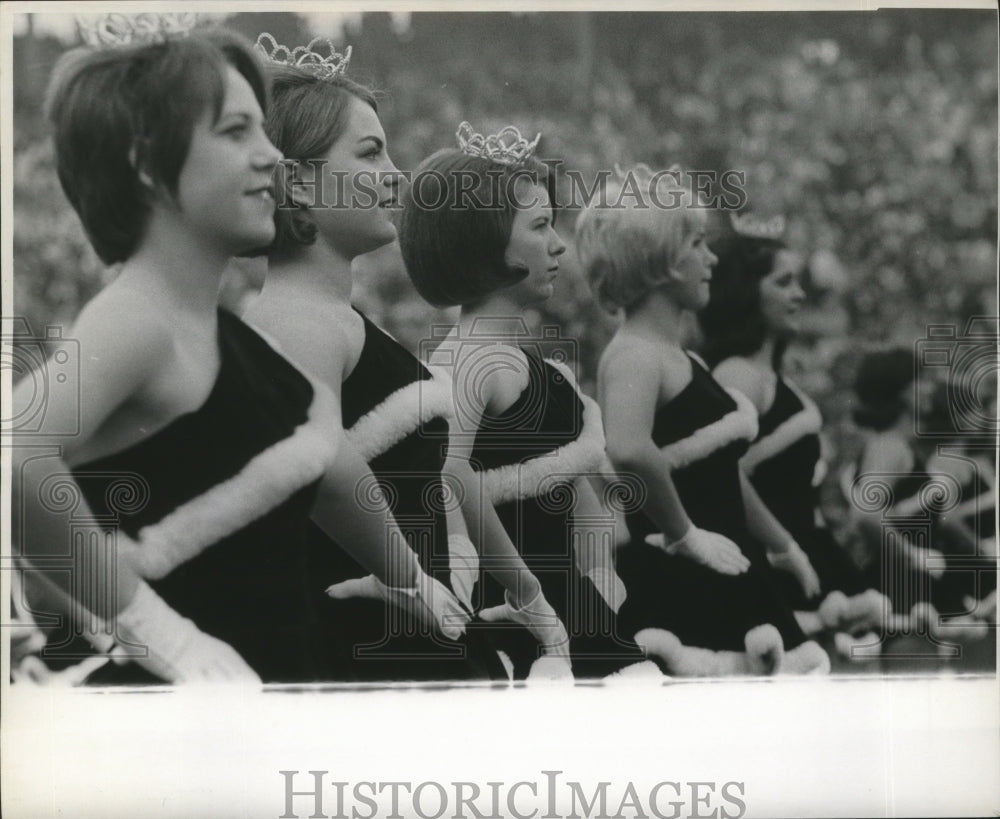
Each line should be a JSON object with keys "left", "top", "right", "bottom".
{"left": 45, "top": 28, "right": 268, "bottom": 265}
{"left": 698, "top": 230, "right": 788, "bottom": 369}
{"left": 398, "top": 149, "right": 556, "bottom": 308}
{"left": 574, "top": 170, "right": 706, "bottom": 314}
{"left": 263, "top": 65, "right": 378, "bottom": 258}
{"left": 852, "top": 347, "right": 915, "bottom": 431}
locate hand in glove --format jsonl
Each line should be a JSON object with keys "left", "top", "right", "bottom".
{"left": 645, "top": 525, "right": 750, "bottom": 576}
{"left": 479, "top": 586, "right": 570, "bottom": 658}
{"left": 447, "top": 533, "right": 479, "bottom": 611}
{"left": 768, "top": 541, "right": 821, "bottom": 599}
{"left": 110, "top": 581, "right": 260, "bottom": 684}
{"left": 326, "top": 571, "right": 470, "bottom": 640}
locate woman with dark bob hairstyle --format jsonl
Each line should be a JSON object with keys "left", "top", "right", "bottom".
{"left": 246, "top": 41, "right": 566, "bottom": 682}
{"left": 699, "top": 219, "right": 893, "bottom": 644}
{"left": 398, "top": 124, "right": 662, "bottom": 680}
{"left": 576, "top": 166, "right": 830, "bottom": 676}
{"left": 11, "top": 16, "right": 432, "bottom": 685}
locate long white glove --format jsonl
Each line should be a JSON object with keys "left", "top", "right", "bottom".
{"left": 585, "top": 565, "right": 628, "bottom": 614}
{"left": 447, "top": 533, "right": 479, "bottom": 611}
{"left": 768, "top": 541, "right": 822, "bottom": 599}
{"left": 109, "top": 581, "right": 260, "bottom": 684}
{"left": 478, "top": 587, "right": 571, "bottom": 658}
{"left": 645, "top": 525, "right": 751, "bottom": 576}
{"left": 326, "top": 570, "right": 471, "bottom": 640}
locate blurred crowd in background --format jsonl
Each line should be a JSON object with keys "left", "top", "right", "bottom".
{"left": 11, "top": 9, "right": 998, "bottom": 534}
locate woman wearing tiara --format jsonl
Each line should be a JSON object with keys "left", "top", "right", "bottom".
{"left": 698, "top": 218, "right": 893, "bottom": 644}
{"left": 398, "top": 124, "right": 659, "bottom": 680}
{"left": 575, "top": 166, "right": 830, "bottom": 676}
{"left": 10, "top": 18, "right": 459, "bottom": 685}
{"left": 246, "top": 36, "right": 567, "bottom": 681}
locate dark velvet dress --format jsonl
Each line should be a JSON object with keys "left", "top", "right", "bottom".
{"left": 616, "top": 353, "right": 808, "bottom": 653}
{"left": 470, "top": 349, "right": 648, "bottom": 678}
{"left": 310, "top": 311, "right": 506, "bottom": 682}
{"left": 744, "top": 375, "right": 868, "bottom": 609}
{"left": 72, "top": 309, "right": 335, "bottom": 684}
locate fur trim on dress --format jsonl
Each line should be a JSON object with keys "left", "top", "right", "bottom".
{"left": 741, "top": 385, "right": 822, "bottom": 475}
{"left": 480, "top": 360, "right": 607, "bottom": 505}
{"left": 128, "top": 421, "right": 338, "bottom": 580}
{"left": 658, "top": 389, "right": 759, "bottom": 471}
{"left": 347, "top": 367, "right": 454, "bottom": 462}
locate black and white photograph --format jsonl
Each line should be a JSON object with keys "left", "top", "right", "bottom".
{"left": 2, "top": 2, "right": 998, "bottom": 817}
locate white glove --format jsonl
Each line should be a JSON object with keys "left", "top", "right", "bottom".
{"left": 447, "top": 533, "right": 479, "bottom": 611}
{"left": 768, "top": 541, "right": 822, "bottom": 599}
{"left": 646, "top": 525, "right": 751, "bottom": 576}
{"left": 526, "top": 654, "right": 574, "bottom": 683}
{"left": 326, "top": 571, "right": 470, "bottom": 640}
{"left": 479, "top": 587, "right": 571, "bottom": 658}
{"left": 586, "top": 565, "right": 628, "bottom": 614}
{"left": 109, "top": 581, "right": 260, "bottom": 684}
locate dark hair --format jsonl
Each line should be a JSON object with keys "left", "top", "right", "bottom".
{"left": 263, "top": 65, "right": 378, "bottom": 257}
{"left": 852, "top": 347, "right": 915, "bottom": 431}
{"left": 398, "top": 149, "right": 557, "bottom": 308}
{"left": 45, "top": 28, "right": 268, "bottom": 265}
{"left": 698, "top": 230, "right": 788, "bottom": 369}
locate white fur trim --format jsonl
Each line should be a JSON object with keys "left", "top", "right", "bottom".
{"left": 687, "top": 350, "right": 710, "bottom": 371}
{"left": 659, "top": 389, "right": 759, "bottom": 471}
{"left": 742, "top": 382, "right": 822, "bottom": 475}
{"left": 480, "top": 362, "right": 607, "bottom": 505}
{"left": 128, "top": 421, "right": 339, "bottom": 580}
{"left": 347, "top": 367, "right": 454, "bottom": 462}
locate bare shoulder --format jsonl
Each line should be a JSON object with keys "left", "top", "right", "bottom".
{"left": 597, "top": 331, "right": 672, "bottom": 406}
{"left": 452, "top": 339, "right": 529, "bottom": 415}
{"left": 244, "top": 294, "right": 363, "bottom": 390}
{"left": 71, "top": 287, "right": 176, "bottom": 379}
{"left": 713, "top": 356, "right": 771, "bottom": 413}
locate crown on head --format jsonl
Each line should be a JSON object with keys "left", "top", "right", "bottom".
{"left": 731, "top": 211, "right": 786, "bottom": 240}
{"left": 76, "top": 13, "right": 198, "bottom": 48}
{"left": 456, "top": 122, "right": 541, "bottom": 166}
{"left": 255, "top": 33, "right": 352, "bottom": 81}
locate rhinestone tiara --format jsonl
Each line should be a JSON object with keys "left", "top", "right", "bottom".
{"left": 730, "top": 212, "right": 786, "bottom": 240}
{"left": 455, "top": 122, "right": 541, "bottom": 166}
{"left": 254, "top": 33, "right": 352, "bottom": 81}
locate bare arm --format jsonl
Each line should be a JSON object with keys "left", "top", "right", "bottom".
{"left": 739, "top": 470, "right": 795, "bottom": 554}
{"left": 10, "top": 300, "right": 168, "bottom": 621}
{"left": 598, "top": 343, "right": 691, "bottom": 543}
{"left": 438, "top": 344, "right": 544, "bottom": 606}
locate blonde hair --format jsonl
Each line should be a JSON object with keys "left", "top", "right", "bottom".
{"left": 574, "top": 165, "right": 706, "bottom": 314}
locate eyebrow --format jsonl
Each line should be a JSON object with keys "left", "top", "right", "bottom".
{"left": 357, "top": 135, "right": 384, "bottom": 150}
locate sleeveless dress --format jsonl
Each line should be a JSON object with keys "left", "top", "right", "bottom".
{"left": 470, "top": 349, "right": 649, "bottom": 678}
{"left": 743, "top": 375, "right": 868, "bottom": 609}
{"left": 71, "top": 309, "right": 338, "bottom": 684}
{"left": 616, "top": 353, "right": 808, "bottom": 653}
{"left": 310, "top": 311, "right": 506, "bottom": 682}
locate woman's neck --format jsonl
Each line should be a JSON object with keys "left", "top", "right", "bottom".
{"left": 623, "top": 288, "right": 687, "bottom": 346}
{"left": 260, "top": 241, "right": 354, "bottom": 306}
{"left": 747, "top": 334, "right": 777, "bottom": 371}
{"left": 117, "top": 222, "right": 230, "bottom": 319}
{"left": 459, "top": 292, "right": 534, "bottom": 338}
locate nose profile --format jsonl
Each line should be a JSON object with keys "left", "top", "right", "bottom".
{"left": 256, "top": 133, "right": 284, "bottom": 169}
{"left": 551, "top": 229, "right": 567, "bottom": 256}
